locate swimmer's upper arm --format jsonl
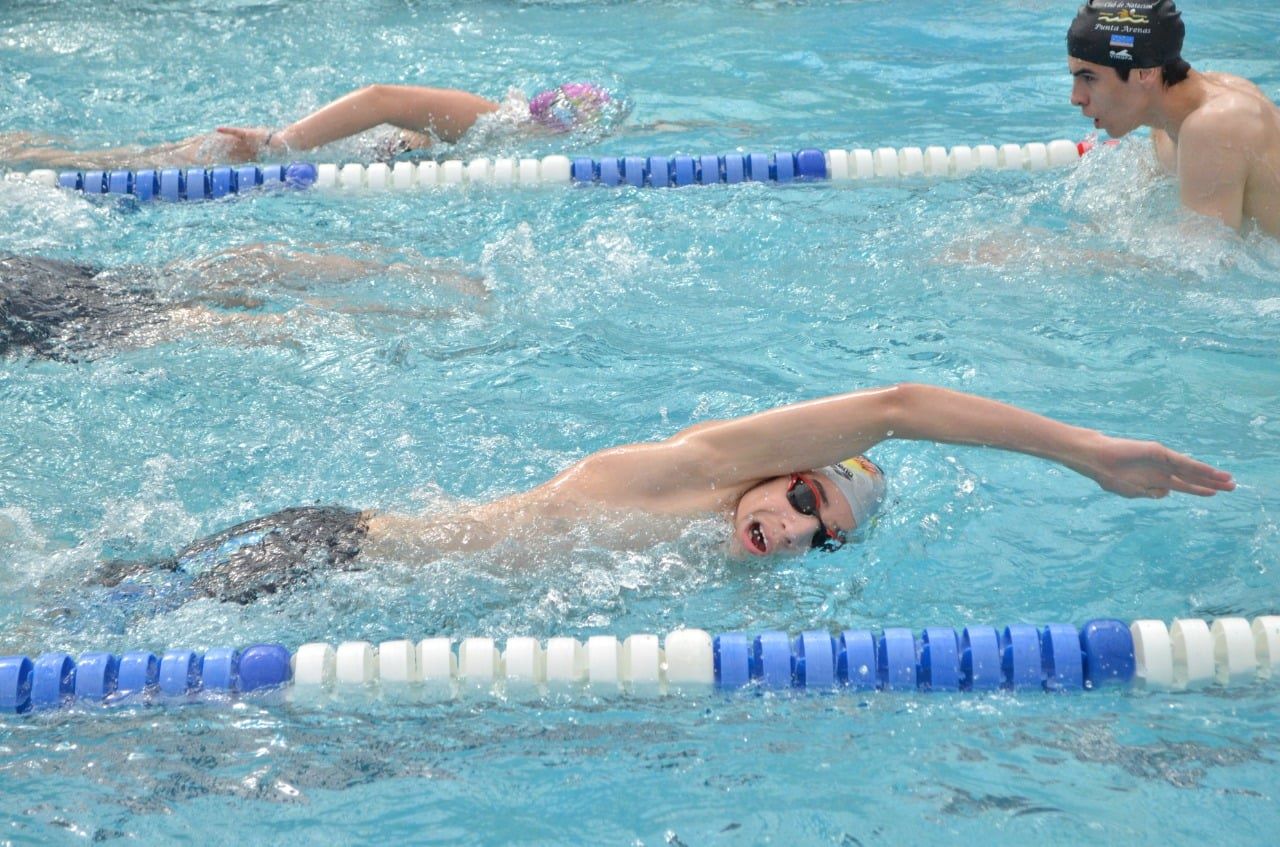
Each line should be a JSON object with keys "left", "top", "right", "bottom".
{"left": 364, "top": 85, "right": 500, "bottom": 142}
{"left": 665, "top": 386, "right": 903, "bottom": 486}
{"left": 1175, "top": 113, "right": 1250, "bottom": 230}
{"left": 561, "top": 390, "right": 898, "bottom": 503}
{"left": 278, "top": 85, "right": 500, "bottom": 151}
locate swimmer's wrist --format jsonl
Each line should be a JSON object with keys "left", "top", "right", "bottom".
{"left": 1058, "top": 426, "right": 1108, "bottom": 480}
{"left": 263, "top": 130, "right": 289, "bottom": 155}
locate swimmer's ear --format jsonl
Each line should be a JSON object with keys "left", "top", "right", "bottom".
{"left": 1135, "top": 67, "right": 1162, "bottom": 87}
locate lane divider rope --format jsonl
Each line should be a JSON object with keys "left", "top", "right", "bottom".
{"left": 6, "top": 139, "right": 1099, "bottom": 202}
{"left": 1, "top": 616, "right": 1276, "bottom": 712}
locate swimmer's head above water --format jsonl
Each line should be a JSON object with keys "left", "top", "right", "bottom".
{"left": 731, "top": 457, "right": 886, "bottom": 557}
{"left": 1066, "top": 0, "right": 1191, "bottom": 137}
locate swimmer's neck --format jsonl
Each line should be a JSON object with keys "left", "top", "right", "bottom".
{"left": 1150, "top": 70, "right": 1220, "bottom": 141}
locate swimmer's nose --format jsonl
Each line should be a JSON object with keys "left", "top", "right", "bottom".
{"left": 780, "top": 517, "right": 816, "bottom": 552}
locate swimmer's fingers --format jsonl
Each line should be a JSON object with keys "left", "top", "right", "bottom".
{"left": 1162, "top": 474, "right": 1233, "bottom": 497}
{"left": 1160, "top": 451, "right": 1236, "bottom": 496}
{"left": 1093, "top": 438, "right": 1234, "bottom": 499}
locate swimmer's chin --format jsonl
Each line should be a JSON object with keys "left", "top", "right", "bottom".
{"left": 725, "top": 526, "right": 751, "bottom": 560}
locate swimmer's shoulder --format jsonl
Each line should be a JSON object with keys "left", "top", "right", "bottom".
{"left": 1200, "top": 71, "right": 1271, "bottom": 101}
{"left": 1181, "top": 96, "right": 1273, "bottom": 161}
{"left": 1196, "top": 72, "right": 1280, "bottom": 127}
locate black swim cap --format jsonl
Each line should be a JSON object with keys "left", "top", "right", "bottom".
{"left": 1067, "top": 0, "right": 1184, "bottom": 69}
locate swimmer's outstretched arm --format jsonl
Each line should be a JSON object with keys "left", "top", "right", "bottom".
{"left": 581, "top": 383, "right": 1235, "bottom": 503}
{"left": 216, "top": 85, "right": 500, "bottom": 160}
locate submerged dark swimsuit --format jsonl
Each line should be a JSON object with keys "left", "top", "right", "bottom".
{"left": 94, "top": 505, "right": 370, "bottom": 605}
{"left": 0, "top": 254, "right": 167, "bottom": 359}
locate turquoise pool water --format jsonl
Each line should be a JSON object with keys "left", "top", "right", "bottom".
{"left": 1, "top": 0, "right": 1278, "bottom": 842}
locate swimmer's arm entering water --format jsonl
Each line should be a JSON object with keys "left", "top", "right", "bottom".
{"left": 581, "top": 384, "right": 1233, "bottom": 506}
{"left": 216, "top": 85, "right": 500, "bottom": 159}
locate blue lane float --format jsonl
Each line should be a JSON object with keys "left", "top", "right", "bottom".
{"left": 1080, "top": 618, "right": 1137, "bottom": 688}
{"left": 794, "top": 631, "right": 836, "bottom": 688}
{"left": 920, "top": 627, "right": 960, "bottom": 691}
{"left": 879, "top": 627, "right": 918, "bottom": 691}
{"left": 1002, "top": 624, "right": 1043, "bottom": 690}
{"left": 117, "top": 651, "right": 158, "bottom": 699}
{"left": 714, "top": 633, "right": 751, "bottom": 689}
{"left": 838, "top": 630, "right": 877, "bottom": 690}
{"left": 202, "top": 647, "right": 240, "bottom": 693}
{"left": 74, "top": 651, "right": 119, "bottom": 703}
{"left": 753, "top": 630, "right": 792, "bottom": 689}
{"left": 0, "top": 656, "right": 33, "bottom": 713}
{"left": 961, "top": 626, "right": 1002, "bottom": 691}
{"left": 239, "top": 643, "right": 292, "bottom": 692}
{"left": 1042, "top": 623, "right": 1085, "bottom": 691}
{"left": 158, "top": 649, "right": 203, "bottom": 697}
{"left": 2, "top": 617, "right": 1277, "bottom": 713}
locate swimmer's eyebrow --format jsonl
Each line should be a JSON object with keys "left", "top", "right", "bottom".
{"left": 1072, "top": 69, "right": 1096, "bottom": 78}
{"left": 810, "top": 476, "right": 829, "bottom": 506}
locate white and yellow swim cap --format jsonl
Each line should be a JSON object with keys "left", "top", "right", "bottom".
{"left": 815, "top": 456, "right": 886, "bottom": 531}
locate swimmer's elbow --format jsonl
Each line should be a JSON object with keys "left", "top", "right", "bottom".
{"left": 875, "top": 382, "right": 941, "bottom": 438}
{"left": 878, "top": 382, "right": 919, "bottom": 422}
{"left": 654, "top": 429, "right": 729, "bottom": 481}
{"left": 360, "top": 84, "right": 396, "bottom": 112}
{"left": 882, "top": 381, "right": 920, "bottom": 399}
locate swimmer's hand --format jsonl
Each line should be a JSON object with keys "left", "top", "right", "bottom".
{"left": 1078, "top": 435, "right": 1235, "bottom": 499}
{"left": 214, "top": 126, "right": 276, "bottom": 162}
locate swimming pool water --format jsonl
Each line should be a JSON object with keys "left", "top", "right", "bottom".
{"left": 1, "top": 0, "right": 1278, "bottom": 843}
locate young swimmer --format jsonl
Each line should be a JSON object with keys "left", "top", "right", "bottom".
{"left": 216, "top": 82, "right": 618, "bottom": 163}
{"left": 0, "top": 249, "right": 485, "bottom": 360}
{"left": 1067, "top": 0, "right": 1280, "bottom": 237}
{"left": 0, "top": 83, "right": 620, "bottom": 170}
{"left": 94, "top": 383, "right": 1235, "bottom": 604}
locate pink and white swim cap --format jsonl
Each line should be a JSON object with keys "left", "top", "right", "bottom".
{"left": 528, "top": 82, "right": 613, "bottom": 131}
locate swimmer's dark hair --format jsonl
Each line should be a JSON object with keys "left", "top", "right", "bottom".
{"left": 1113, "top": 57, "right": 1191, "bottom": 87}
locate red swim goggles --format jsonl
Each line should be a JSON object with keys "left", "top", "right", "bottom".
{"left": 786, "top": 474, "right": 845, "bottom": 551}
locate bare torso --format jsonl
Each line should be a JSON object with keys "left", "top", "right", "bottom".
{"left": 361, "top": 500, "right": 716, "bottom": 565}
{"left": 1153, "top": 71, "right": 1280, "bottom": 237}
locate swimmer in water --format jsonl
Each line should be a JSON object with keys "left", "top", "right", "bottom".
{"left": 1067, "top": 0, "right": 1280, "bottom": 237}
{"left": 0, "top": 248, "right": 485, "bottom": 360}
{"left": 94, "top": 383, "right": 1235, "bottom": 604}
{"left": 0, "top": 83, "right": 622, "bottom": 170}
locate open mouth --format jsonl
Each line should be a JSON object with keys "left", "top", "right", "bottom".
{"left": 746, "top": 521, "right": 767, "bottom": 555}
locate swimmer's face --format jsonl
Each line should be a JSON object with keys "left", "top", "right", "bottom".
{"left": 1068, "top": 58, "right": 1152, "bottom": 138}
{"left": 731, "top": 473, "right": 856, "bottom": 558}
